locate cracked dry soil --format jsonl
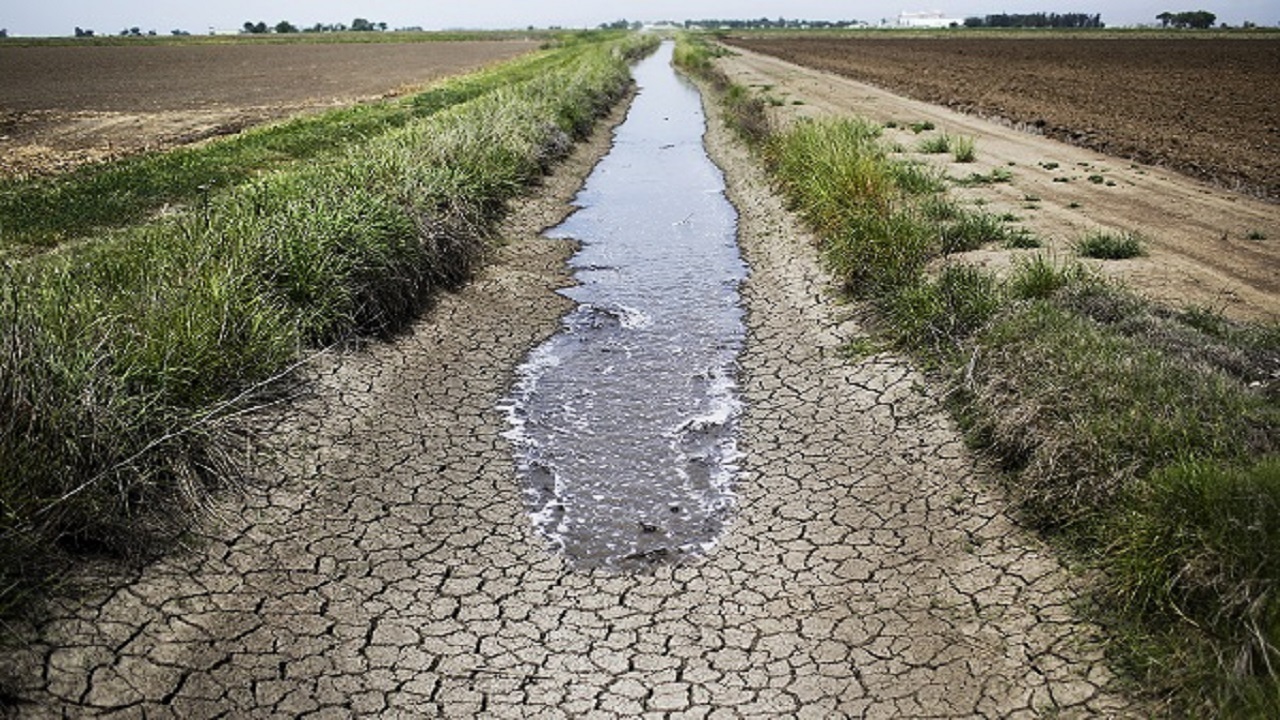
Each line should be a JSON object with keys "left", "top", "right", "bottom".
{"left": 1, "top": 77, "right": 1142, "bottom": 718}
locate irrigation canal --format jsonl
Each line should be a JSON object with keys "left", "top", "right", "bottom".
{"left": 502, "top": 41, "right": 747, "bottom": 570}
{"left": 3, "top": 40, "right": 1141, "bottom": 717}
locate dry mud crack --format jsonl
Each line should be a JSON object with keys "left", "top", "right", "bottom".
{"left": 2, "top": 78, "right": 1141, "bottom": 717}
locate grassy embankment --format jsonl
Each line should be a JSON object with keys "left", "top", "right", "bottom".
{"left": 0, "top": 35, "right": 602, "bottom": 253}
{"left": 0, "top": 31, "right": 658, "bottom": 617}
{"left": 677, "top": 34, "right": 1279, "bottom": 717}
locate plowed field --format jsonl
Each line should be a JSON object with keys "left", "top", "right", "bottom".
{"left": 721, "top": 35, "right": 1280, "bottom": 202}
{"left": 0, "top": 40, "right": 537, "bottom": 176}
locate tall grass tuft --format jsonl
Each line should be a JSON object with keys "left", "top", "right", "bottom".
{"left": 0, "top": 32, "right": 656, "bottom": 618}
{"left": 1077, "top": 229, "right": 1145, "bottom": 259}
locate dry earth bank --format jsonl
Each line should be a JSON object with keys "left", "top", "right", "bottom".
{"left": 0, "top": 60, "right": 1140, "bottom": 716}
{"left": 0, "top": 41, "right": 538, "bottom": 176}
{"left": 714, "top": 44, "right": 1280, "bottom": 322}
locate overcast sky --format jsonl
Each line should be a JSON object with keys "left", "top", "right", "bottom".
{"left": 2, "top": 0, "right": 1275, "bottom": 36}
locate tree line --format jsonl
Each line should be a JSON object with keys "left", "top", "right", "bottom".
{"left": 963, "top": 13, "right": 1104, "bottom": 28}
{"left": 1156, "top": 10, "right": 1217, "bottom": 28}
{"left": 243, "top": 18, "right": 388, "bottom": 34}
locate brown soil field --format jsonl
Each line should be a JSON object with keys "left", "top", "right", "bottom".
{"left": 721, "top": 35, "right": 1280, "bottom": 202}
{"left": 0, "top": 40, "right": 537, "bottom": 176}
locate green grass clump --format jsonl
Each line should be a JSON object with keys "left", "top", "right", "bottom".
{"left": 0, "top": 32, "right": 654, "bottom": 617}
{"left": 915, "top": 133, "right": 976, "bottom": 163}
{"left": 763, "top": 117, "right": 942, "bottom": 294}
{"left": 950, "top": 136, "right": 977, "bottom": 163}
{"left": 885, "top": 264, "right": 1003, "bottom": 363}
{"left": 1107, "top": 458, "right": 1280, "bottom": 715}
{"left": 1006, "top": 255, "right": 1090, "bottom": 300}
{"left": 1077, "top": 230, "right": 1144, "bottom": 259}
{"left": 939, "top": 210, "right": 1010, "bottom": 254}
{"left": 916, "top": 134, "right": 952, "bottom": 154}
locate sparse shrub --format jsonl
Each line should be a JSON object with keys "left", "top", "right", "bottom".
{"left": 916, "top": 134, "right": 951, "bottom": 154}
{"left": 1003, "top": 228, "right": 1041, "bottom": 249}
{"left": 1006, "top": 254, "right": 1089, "bottom": 299}
{"left": 939, "top": 210, "right": 1009, "bottom": 254}
{"left": 885, "top": 264, "right": 1002, "bottom": 361}
{"left": 951, "top": 136, "right": 977, "bottom": 163}
{"left": 1076, "top": 230, "right": 1144, "bottom": 259}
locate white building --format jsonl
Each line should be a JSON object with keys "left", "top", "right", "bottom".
{"left": 897, "top": 11, "right": 964, "bottom": 28}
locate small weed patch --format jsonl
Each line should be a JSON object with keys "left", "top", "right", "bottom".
{"left": 953, "top": 168, "right": 1013, "bottom": 186}
{"left": 951, "top": 136, "right": 977, "bottom": 163}
{"left": 1076, "top": 230, "right": 1144, "bottom": 259}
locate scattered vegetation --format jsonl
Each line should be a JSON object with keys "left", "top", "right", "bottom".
{"left": 0, "top": 32, "right": 657, "bottom": 620}
{"left": 683, "top": 32, "right": 1280, "bottom": 714}
{"left": 953, "top": 168, "right": 1013, "bottom": 186}
{"left": 1076, "top": 229, "right": 1145, "bottom": 259}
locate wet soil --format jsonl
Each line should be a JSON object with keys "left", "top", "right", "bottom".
{"left": 0, "top": 41, "right": 536, "bottom": 177}
{"left": 722, "top": 35, "right": 1280, "bottom": 203}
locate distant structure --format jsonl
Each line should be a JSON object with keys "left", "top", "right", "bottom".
{"left": 897, "top": 10, "right": 964, "bottom": 28}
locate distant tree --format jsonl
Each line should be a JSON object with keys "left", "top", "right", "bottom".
{"left": 0, "top": 28, "right": 7, "bottom": 38}
{"left": 1161, "top": 10, "right": 1217, "bottom": 28}
{"left": 171, "top": 29, "right": 189, "bottom": 36}
{"left": 275, "top": 20, "right": 298, "bottom": 33}
{"left": 377, "top": 22, "right": 388, "bottom": 31}
{"left": 351, "top": 17, "right": 375, "bottom": 31}
{"left": 74, "top": 26, "right": 95, "bottom": 37}
{"left": 243, "top": 20, "right": 268, "bottom": 34}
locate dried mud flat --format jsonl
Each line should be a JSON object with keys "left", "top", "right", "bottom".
{"left": 717, "top": 44, "right": 1280, "bottom": 322}
{"left": 0, "top": 75, "right": 1142, "bottom": 716}
{"left": 0, "top": 40, "right": 537, "bottom": 176}
{"left": 722, "top": 35, "right": 1280, "bottom": 203}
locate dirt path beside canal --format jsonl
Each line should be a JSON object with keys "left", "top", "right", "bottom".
{"left": 1, "top": 66, "right": 1139, "bottom": 717}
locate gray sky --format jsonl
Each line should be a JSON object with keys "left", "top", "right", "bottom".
{"left": 2, "top": 0, "right": 1275, "bottom": 36}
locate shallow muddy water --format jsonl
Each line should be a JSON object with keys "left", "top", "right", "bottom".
{"left": 502, "top": 42, "right": 746, "bottom": 570}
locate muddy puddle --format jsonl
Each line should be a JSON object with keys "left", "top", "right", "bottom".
{"left": 501, "top": 42, "right": 746, "bottom": 570}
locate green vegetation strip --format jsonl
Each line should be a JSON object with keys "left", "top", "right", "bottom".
{"left": 0, "top": 33, "right": 658, "bottom": 616}
{"left": 676, "top": 33, "right": 1279, "bottom": 716}
{"left": 0, "top": 40, "right": 614, "bottom": 253}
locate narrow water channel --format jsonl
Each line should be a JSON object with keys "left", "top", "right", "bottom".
{"left": 502, "top": 41, "right": 747, "bottom": 570}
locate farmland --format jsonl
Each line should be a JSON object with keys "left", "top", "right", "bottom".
{"left": 720, "top": 34, "right": 1280, "bottom": 202}
{"left": 0, "top": 39, "right": 539, "bottom": 176}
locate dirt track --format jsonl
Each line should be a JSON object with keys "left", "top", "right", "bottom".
{"left": 0, "top": 64, "right": 1140, "bottom": 716}
{"left": 0, "top": 41, "right": 536, "bottom": 176}
{"left": 717, "top": 45, "right": 1280, "bottom": 322}
{"left": 722, "top": 35, "right": 1280, "bottom": 203}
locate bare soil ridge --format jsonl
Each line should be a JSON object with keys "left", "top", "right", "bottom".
{"left": 715, "top": 45, "right": 1280, "bottom": 321}
{"left": 0, "top": 65, "right": 1138, "bottom": 716}
{"left": 722, "top": 35, "right": 1280, "bottom": 203}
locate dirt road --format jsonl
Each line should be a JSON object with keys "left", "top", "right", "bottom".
{"left": 1, "top": 69, "right": 1139, "bottom": 716}
{"left": 721, "top": 45, "right": 1280, "bottom": 322}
